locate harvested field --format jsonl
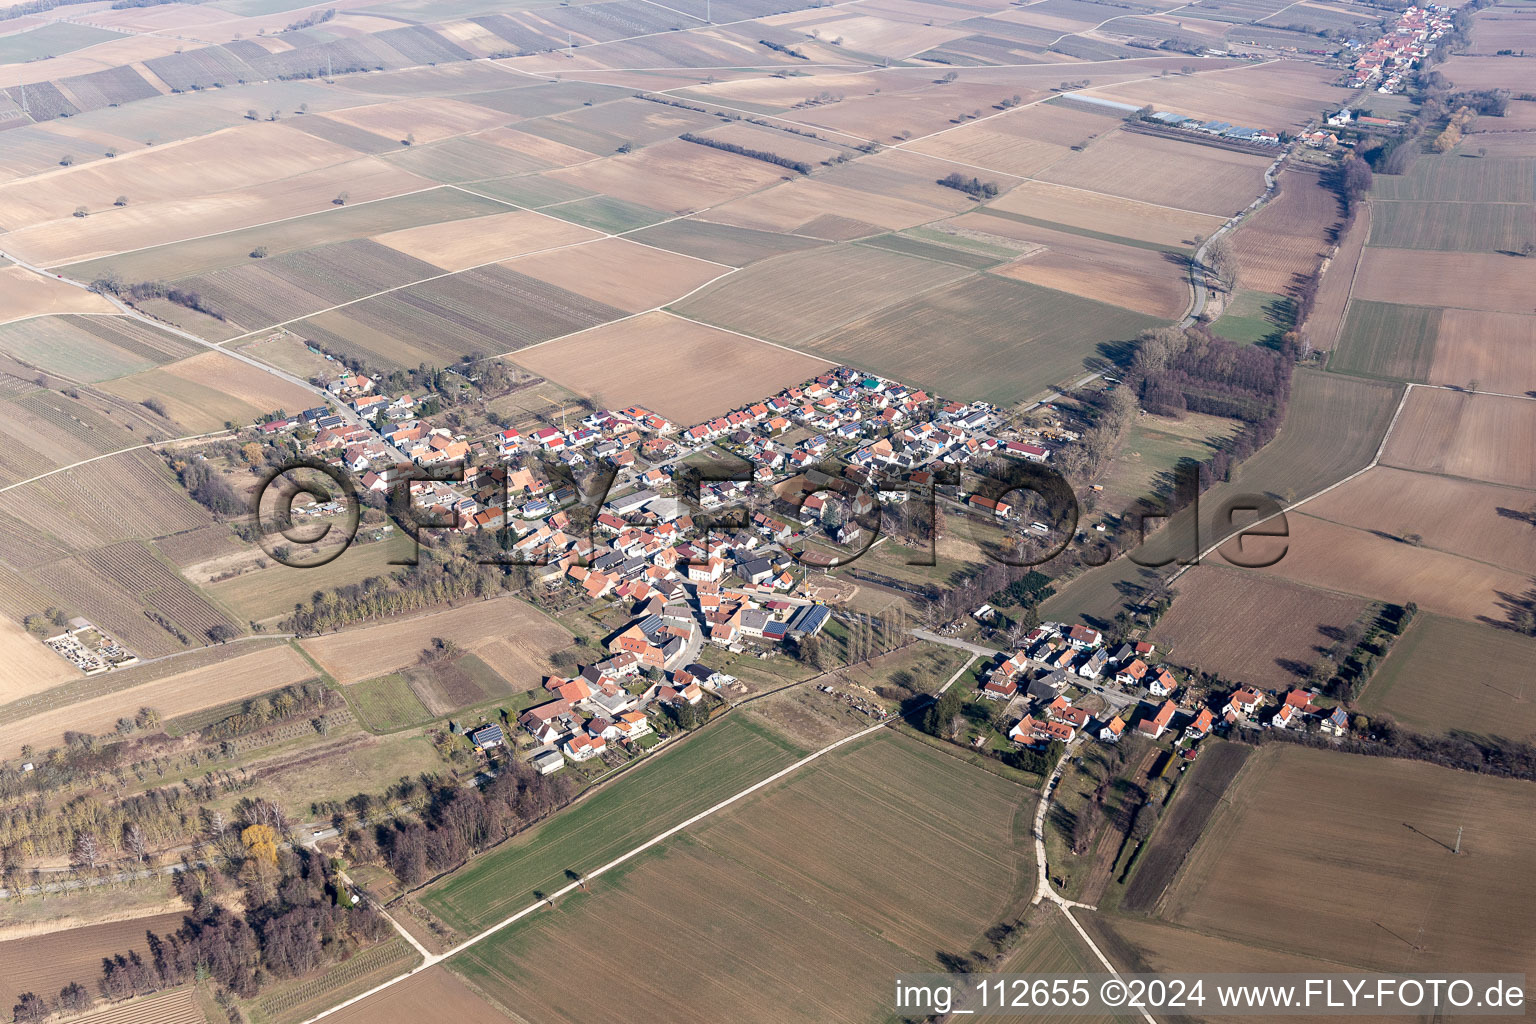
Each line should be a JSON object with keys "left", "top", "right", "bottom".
{"left": 988, "top": 180, "right": 1223, "bottom": 249}
{"left": 1042, "top": 371, "right": 1402, "bottom": 627}
{"left": 373, "top": 209, "right": 601, "bottom": 272}
{"left": 1121, "top": 740, "right": 1252, "bottom": 914}
{"left": 167, "top": 238, "right": 444, "bottom": 331}
{"left": 324, "top": 96, "right": 510, "bottom": 146}
{"left": 0, "top": 313, "right": 195, "bottom": 382}
{"left": 625, "top": 217, "right": 828, "bottom": 266}
{"left": 1429, "top": 308, "right": 1536, "bottom": 394}
{"left": 512, "top": 311, "right": 833, "bottom": 424}
{"left": 300, "top": 595, "right": 572, "bottom": 685}
{"left": 1328, "top": 299, "right": 1440, "bottom": 382}
{"left": 702, "top": 175, "right": 955, "bottom": 235}
{"left": 1301, "top": 466, "right": 1536, "bottom": 577}
{"left": 293, "top": 263, "right": 627, "bottom": 368}
{"left": 1361, "top": 612, "right": 1536, "bottom": 739}
{"left": 0, "top": 910, "right": 188, "bottom": 1012}
{"left": 909, "top": 100, "right": 1120, "bottom": 173}
{"left": 859, "top": 232, "right": 1009, "bottom": 270}
{"left": 805, "top": 273, "right": 1159, "bottom": 405}
{"left": 0, "top": 266, "right": 115, "bottom": 325}
{"left": 547, "top": 139, "right": 789, "bottom": 214}
{"left": 1148, "top": 565, "right": 1367, "bottom": 687}
{"left": 1036, "top": 130, "right": 1271, "bottom": 217}
{"left": 322, "top": 966, "right": 511, "bottom": 1024}
{"left": 101, "top": 350, "right": 316, "bottom": 431}
{"left": 1380, "top": 388, "right": 1536, "bottom": 489}
{"left": 1302, "top": 201, "right": 1367, "bottom": 351}
{"left": 408, "top": 652, "right": 514, "bottom": 716}
{"left": 5, "top": 156, "right": 432, "bottom": 267}
{"left": 1351, "top": 247, "right": 1536, "bottom": 314}
{"left": 62, "top": 188, "right": 508, "bottom": 282}
{"left": 1089, "top": 913, "right": 1421, "bottom": 1023}
{"left": 969, "top": 214, "right": 1190, "bottom": 318}
{"left": 0, "top": 642, "right": 315, "bottom": 755}
{"left": 383, "top": 135, "right": 552, "bottom": 183}
{"left": 1160, "top": 744, "right": 1536, "bottom": 975}
{"left": 674, "top": 244, "right": 973, "bottom": 346}
{"left": 233, "top": 332, "right": 336, "bottom": 380}
{"left": 446, "top": 731, "right": 1034, "bottom": 1023}
{"left": 1090, "top": 55, "right": 1349, "bottom": 128}
{"left": 0, "top": 122, "right": 360, "bottom": 234}
{"left": 1369, "top": 198, "right": 1533, "bottom": 252}
{"left": 503, "top": 237, "right": 726, "bottom": 313}
{"left": 0, "top": 613, "right": 78, "bottom": 702}
{"left": 1229, "top": 166, "right": 1340, "bottom": 296}
{"left": 1370, "top": 154, "right": 1534, "bottom": 203}
{"left": 1248, "top": 512, "right": 1529, "bottom": 622}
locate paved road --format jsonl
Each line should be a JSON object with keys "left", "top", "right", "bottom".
{"left": 1180, "top": 147, "right": 1290, "bottom": 327}
{"left": 910, "top": 629, "right": 1003, "bottom": 660}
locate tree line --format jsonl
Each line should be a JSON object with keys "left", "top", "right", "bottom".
{"left": 89, "top": 276, "right": 225, "bottom": 321}
{"left": 936, "top": 172, "right": 1000, "bottom": 200}
{"left": 341, "top": 758, "right": 572, "bottom": 890}
{"left": 679, "top": 133, "right": 812, "bottom": 175}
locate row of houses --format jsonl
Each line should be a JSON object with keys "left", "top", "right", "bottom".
{"left": 513, "top": 653, "right": 732, "bottom": 766}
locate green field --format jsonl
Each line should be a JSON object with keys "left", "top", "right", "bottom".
{"left": 794, "top": 272, "right": 1161, "bottom": 406}
{"left": 1370, "top": 155, "right": 1535, "bottom": 203}
{"left": 205, "top": 532, "right": 415, "bottom": 623}
{"left": 0, "top": 22, "right": 120, "bottom": 64}
{"left": 857, "top": 232, "right": 1009, "bottom": 270}
{"left": 345, "top": 672, "right": 435, "bottom": 733}
{"left": 465, "top": 174, "right": 594, "bottom": 209}
{"left": 62, "top": 188, "right": 506, "bottom": 283}
{"left": 448, "top": 731, "right": 1034, "bottom": 1023}
{"left": 1369, "top": 199, "right": 1534, "bottom": 252}
{"left": 543, "top": 194, "right": 669, "bottom": 233}
{"left": 1359, "top": 612, "right": 1536, "bottom": 739}
{"left": 1328, "top": 299, "right": 1441, "bottom": 381}
{"left": 974, "top": 205, "right": 1189, "bottom": 255}
{"left": 422, "top": 715, "right": 806, "bottom": 932}
{"left": 627, "top": 217, "right": 827, "bottom": 266}
{"left": 1211, "top": 289, "right": 1296, "bottom": 346}
{"left": 1095, "top": 411, "right": 1244, "bottom": 522}
{"left": 1044, "top": 370, "right": 1402, "bottom": 626}
{"left": 384, "top": 136, "right": 552, "bottom": 183}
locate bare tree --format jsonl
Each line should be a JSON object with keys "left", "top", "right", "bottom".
{"left": 1205, "top": 234, "right": 1239, "bottom": 293}
{"left": 73, "top": 831, "right": 101, "bottom": 871}
{"left": 123, "top": 822, "right": 148, "bottom": 865}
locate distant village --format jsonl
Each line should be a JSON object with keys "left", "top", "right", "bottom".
{"left": 1344, "top": 4, "right": 1454, "bottom": 93}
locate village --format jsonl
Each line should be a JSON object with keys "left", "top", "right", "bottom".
{"left": 252, "top": 361, "right": 1084, "bottom": 771}
{"left": 1343, "top": 4, "right": 1455, "bottom": 93}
